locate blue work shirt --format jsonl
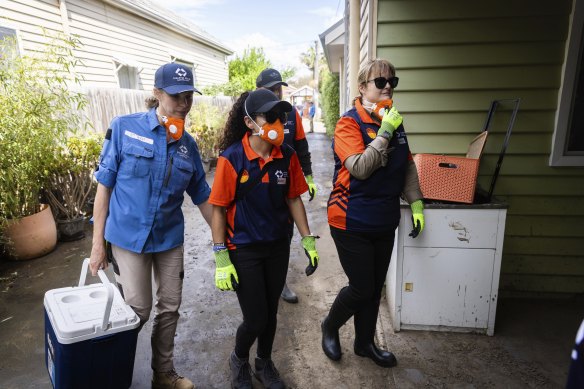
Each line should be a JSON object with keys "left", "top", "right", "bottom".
{"left": 94, "top": 108, "right": 210, "bottom": 253}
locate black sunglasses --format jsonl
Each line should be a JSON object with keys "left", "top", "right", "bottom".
{"left": 256, "top": 111, "right": 288, "bottom": 124}
{"left": 368, "top": 76, "right": 399, "bottom": 89}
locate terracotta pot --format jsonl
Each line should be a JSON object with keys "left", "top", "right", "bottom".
{"left": 4, "top": 204, "right": 57, "bottom": 260}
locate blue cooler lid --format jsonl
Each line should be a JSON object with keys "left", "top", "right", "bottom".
{"left": 44, "top": 283, "right": 139, "bottom": 344}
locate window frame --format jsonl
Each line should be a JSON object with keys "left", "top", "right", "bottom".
{"left": 112, "top": 55, "right": 141, "bottom": 90}
{"left": 0, "top": 23, "right": 24, "bottom": 55}
{"left": 550, "top": 0, "right": 584, "bottom": 166}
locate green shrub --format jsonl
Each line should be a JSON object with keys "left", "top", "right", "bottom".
{"left": 0, "top": 35, "right": 87, "bottom": 226}
{"left": 320, "top": 71, "right": 340, "bottom": 137}
{"left": 46, "top": 135, "right": 102, "bottom": 220}
{"left": 188, "top": 102, "right": 229, "bottom": 159}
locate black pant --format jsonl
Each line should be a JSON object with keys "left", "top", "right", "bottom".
{"left": 329, "top": 226, "right": 395, "bottom": 344}
{"left": 230, "top": 238, "right": 290, "bottom": 359}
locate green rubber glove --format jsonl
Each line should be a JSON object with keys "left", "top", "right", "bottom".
{"left": 409, "top": 199, "right": 425, "bottom": 238}
{"left": 301, "top": 235, "right": 320, "bottom": 276}
{"left": 306, "top": 175, "right": 317, "bottom": 201}
{"left": 214, "top": 249, "right": 239, "bottom": 291}
{"left": 378, "top": 106, "right": 403, "bottom": 140}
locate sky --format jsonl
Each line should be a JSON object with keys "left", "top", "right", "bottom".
{"left": 149, "top": 0, "right": 344, "bottom": 80}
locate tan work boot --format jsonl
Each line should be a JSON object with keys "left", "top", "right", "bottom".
{"left": 152, "top": 369, "right": 195, "bottom": 389}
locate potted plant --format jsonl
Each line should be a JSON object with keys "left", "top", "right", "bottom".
{"left": 0, "top": 35, "right": 88, "bottom": 259}
{"left": 46, "top": 135, "right": 101, "bottom": 241}
{"left": 187, "top": 101, "right": 229, "bottom": 172}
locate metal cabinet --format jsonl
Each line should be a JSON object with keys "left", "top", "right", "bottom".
{"left": 386, "top": 203, "right": 507, "bottom": 336}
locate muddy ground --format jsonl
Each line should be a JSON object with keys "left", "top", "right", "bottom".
{"left": 0, "top": 125, "right": 579, "bottom": 388}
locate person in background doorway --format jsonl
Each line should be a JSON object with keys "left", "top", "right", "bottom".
{"left": 89, "top": 63, "right": 212, "bottom": 389}
{"left": 256, "top": 68, "right": 317, "bottom": 304}
{"left": 209, "top": 89, "right": 320, "bottom": 389}
{"left": 308, "top": 101, "right": 315, "bottom": 133}
{"left": 322, "top": 58, "right": 425, "bottom": 368}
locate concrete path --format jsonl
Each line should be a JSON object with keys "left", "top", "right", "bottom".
{"left": 0, "top": 122, "right": 580, "bottom": 388}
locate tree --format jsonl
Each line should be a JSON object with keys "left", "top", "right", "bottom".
{"left": 228, "top": 47, "right": 272, "bottom": 92}
{"left": 203, "top": 48, "right": 296, "bottom": 96}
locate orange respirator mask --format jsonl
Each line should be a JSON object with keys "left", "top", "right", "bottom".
{"left": 248, "top": 110, "right": 287, "bottom": 147}
{"left": 157, "top": 110, "right": 184, "bottom": 141}
{"left": 362, "top": 98, "right": 393, "bottom": 120}
{"left": 254, "top": 119, "right": 285, "bottom": 147}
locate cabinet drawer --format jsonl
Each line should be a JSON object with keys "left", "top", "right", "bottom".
{"left": 402, "top": 208, "right": 502, "bottom": 249}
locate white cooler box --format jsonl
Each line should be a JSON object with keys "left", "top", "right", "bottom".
{"left": 44, "top": 258, "right": 140, "bottom": 389}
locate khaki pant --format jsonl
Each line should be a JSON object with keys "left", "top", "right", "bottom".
{"left": 111, "top": 244, "right": 184, "bottom": 372}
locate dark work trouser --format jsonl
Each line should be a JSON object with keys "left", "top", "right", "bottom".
{"left": 231, "top": 238, "right": 290, "bottom": 359}
{"left": 329, "top": 226, "right": 395, "bottom": 345}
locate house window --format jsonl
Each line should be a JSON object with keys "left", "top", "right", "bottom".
{"left": 550, "top": 0, "right": 584, "bottom": 166}
{"left": 0, "top": 26, "right": 20, "bottom": 57}
{"left": 116, "top": 65, "right": 139, "bottom": 89}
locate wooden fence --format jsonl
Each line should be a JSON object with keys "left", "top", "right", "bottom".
{"left": 81, "top": 87, "right": 235, "bottom": 134}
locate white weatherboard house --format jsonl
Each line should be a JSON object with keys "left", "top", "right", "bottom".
{"left": 1, "top": 0, "right": 233, "bottom": 90}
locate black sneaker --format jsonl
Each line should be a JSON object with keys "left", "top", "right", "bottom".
{"left": 253, "top": 357, "right": 285, "bottom": 389}
{"left": 229, "top": 351, "right": 253, "bottom": 389}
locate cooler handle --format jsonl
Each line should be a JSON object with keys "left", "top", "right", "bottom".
{"left": 79, "top": 258, "right": 115, "bottom": 332}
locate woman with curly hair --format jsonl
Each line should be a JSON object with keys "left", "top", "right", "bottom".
{"left": 208, "top": 89, "right": 320, "bottom": 389}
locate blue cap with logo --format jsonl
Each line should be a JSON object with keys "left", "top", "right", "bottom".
{"left": 154, "top": 63, "right": 202, "bottom": 95}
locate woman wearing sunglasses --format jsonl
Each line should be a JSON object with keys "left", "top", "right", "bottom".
{"left": 322, "top": 58, "right": 425, "bottom": 368}
{"left": 208, "top": 88, "right": 320, "bottom": 389}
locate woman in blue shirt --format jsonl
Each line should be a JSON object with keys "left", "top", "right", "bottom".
{"left": 89, "top": 63, "right": 211, "bottom": 389}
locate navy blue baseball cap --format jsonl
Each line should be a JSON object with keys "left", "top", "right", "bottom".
{"left": 245, "top": 89, "right": 292, "bottom": 116}
{"left": 154, "top": 63, "right": 201, "bottom": 95}
{"left": 256, "top": 68, "right": 288, "bottom": 88}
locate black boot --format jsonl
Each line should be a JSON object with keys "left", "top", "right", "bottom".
{"left": 353, "top": 299, "right": 397, "bottom": 368}
{"left": 321, "top": 288, "right": 355, "bottom": 361}
{"left": 229, "top": 351, "right": 253, "bottom": 389}
{"left": 254, "top": 357, "right": 285, "bottom": 389}
{"left": 280, "top": 283, "right": 298, "bottom": 304}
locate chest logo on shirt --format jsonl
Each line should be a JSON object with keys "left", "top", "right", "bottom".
{"left": 366, "top": 128, "right": 377, "bottom": 139}
{"left": 283, "top": 128, "right": 290, "bottom": 134}
{"left": 274, "top": 170, "right": 288, "bottom": 185}
{"left": 178, "top": 145, "right": 189, "bottom": 158}
{"left": 240, "top": 170, "right": 249, "bottom": 183}
{"left": 396, "top": 131, "right": 407, "bottom": 144}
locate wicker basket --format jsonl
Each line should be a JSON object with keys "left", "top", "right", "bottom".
{"left": 414, "top": 154, "right": 480, "bottom": 203}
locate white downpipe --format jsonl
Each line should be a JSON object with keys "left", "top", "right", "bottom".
{"left": 349, "top": 0, "right": 361, "bottom": 101}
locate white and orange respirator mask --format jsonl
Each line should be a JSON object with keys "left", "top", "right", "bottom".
{"left": 362, "top": 98, "right": 393, "bottom": 120}
{"left": 157, "top": 110, "right": 184, "bottom": 141}
{"left": 246, "top": 109, "right": 286, "bottom": 147}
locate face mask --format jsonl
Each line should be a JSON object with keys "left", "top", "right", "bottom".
{"left": 157, "top": 109, "right": 184, "bottom": 141}
{"left": 250, "top": 117, "right": 285, "bottom": 147}
{"left": 362, "top": 98, "right": 393, "bottom": 119}
{"left": 244, "top": 99, "right": 285, "bottom": 147}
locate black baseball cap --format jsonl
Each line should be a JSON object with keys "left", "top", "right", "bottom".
{"left": 256, "top": 68, "right": 289, "bottom": 88}
{"left": 244, "top": 89, "right": 292, "bottom": 116}
{"left": 154, "top": 63, "right": 202, "bottom": 95}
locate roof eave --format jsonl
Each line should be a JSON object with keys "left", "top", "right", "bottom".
{"left": 103, "top": 0, "right": 233, "bottom": 55}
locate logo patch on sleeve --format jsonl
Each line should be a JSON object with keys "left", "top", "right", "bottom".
{"left": 366, "top": 128, "right": 377, "bottom": 139}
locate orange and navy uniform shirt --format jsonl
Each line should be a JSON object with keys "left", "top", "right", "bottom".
{"left": 327, "top": 98, "right": 413, "bottom": 232}
{"left": 209, "top": 132, "right": 308, "bottom": 249}
{"left": 284, "top": 109, "right": 313, "bottom": 176}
